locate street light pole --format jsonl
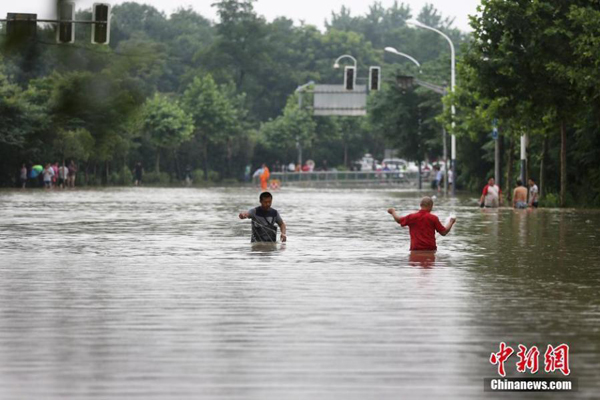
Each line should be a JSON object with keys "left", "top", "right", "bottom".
{"left": 385, "top": 47, "right": 423, "bottom": 190}
{"left": 408, "top": 20, "right": 456, "bottom": 195}
{"left": 294, "top": 81, "right": 315, "bottom": 168}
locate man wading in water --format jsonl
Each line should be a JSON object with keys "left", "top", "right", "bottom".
{"left": 387, "top": 196, "right": 455, "bottom": 251}
{"left": 239, "top": 192, "right": 287, "bottom": 243}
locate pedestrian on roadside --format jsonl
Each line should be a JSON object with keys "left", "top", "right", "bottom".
{"left": 58, "top": 162, "right": 69, "bottom": 189}
{"left": 68, "top": 160, "right": 77, "bottom": 188}
{"left": 52, "top": 162, "right": 59, "bottom": 188}
{"left": 20, "top": 164, "right": 28, "bottom": 189}
{"left": 42, "top": 164, "right": 54, "bottom": 190}
{"left": 134, "top": 162, "right": 144, "bottom": 186}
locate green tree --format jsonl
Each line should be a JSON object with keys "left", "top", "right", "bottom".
{"left": 53, "top": 128, "right": 95, "bottom": 163}
{"left": 181, "top": 75, "right": 238, "bottom": 180}
{"left": 141, "top": 93, "right": 193, "bottom": 173}
{"left": 465, "top": 0, "right": 591, "bottom": 206}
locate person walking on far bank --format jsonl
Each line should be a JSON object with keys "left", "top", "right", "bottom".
{"left": 388, "top": 196, "right": 456, "bottom": 251}
{"left": 134, "top": 162, "right": 144, "bottom": 186}
{"left": 68, "top": 160, "right": 77, "bottom": 188}
{"left": 42, "top": 164, "right": 54, "bottom": 190}
{"left": 58, "top": 162, "right": 69, "bottom": 189}
{"left": 20, "top": 164, "right": 28, "bottom": 189}
{"left": 260, "top": 164, "right": 270, "bottom": 191}
{"left": 435, "top": 166, "right": 443, "bottom": 192}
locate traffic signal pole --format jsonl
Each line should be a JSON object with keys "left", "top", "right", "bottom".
{"left": 1, "top": 3, "right": 111, "bottom": 45}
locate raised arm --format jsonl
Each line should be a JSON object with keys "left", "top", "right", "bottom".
{"left": 387, "top": 208, "right": 403, "bottom": 224}
{"left": 239, "top": 211, "right": 250, "bottom": 219}
{"left": 439, "top": 217, "right": 456, "bottom": 236}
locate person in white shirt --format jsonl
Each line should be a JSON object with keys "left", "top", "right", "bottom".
{"left": 58, "top": 163, "right": 69, "bottom": 189}
{"left": 42, "top": 164, "right": 55, "bottom": 190}
{"left": 479, "top": 177, "right": 502, "bottom": 208}
{"left": 528, "top": 178, "right": 539, "bottom": 208}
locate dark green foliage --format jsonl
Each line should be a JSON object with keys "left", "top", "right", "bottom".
{"left": 3, "top": 0, "right": 596, "bottom": 207}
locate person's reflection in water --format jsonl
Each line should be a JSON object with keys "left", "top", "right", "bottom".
{"left": 408, "top": 251, "right": 437, "bottom": 269}
{"left": 250, "top": 242, "right": 286, "bottom": 255}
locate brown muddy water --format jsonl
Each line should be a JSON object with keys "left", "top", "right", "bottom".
{"left": 0, "top": 187, "right": 598, "bottom": 399}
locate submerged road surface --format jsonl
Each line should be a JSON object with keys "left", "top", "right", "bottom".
{"left": 0, "top": 187, "right": 599, "bottom": 399}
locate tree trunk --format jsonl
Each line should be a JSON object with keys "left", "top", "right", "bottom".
{"left": 174, "top": 150, "right": 181, "bottom": 181}
{"left": 106, "top": 161, "right": 109, "bottom": 185}
{"left": 540, "top": 135, "right": 548, "bottom": 198}
{"left": 155, "top": 151, "right": 161, "bottom": 174}
{"left": 227, "top": 139, "right": 233, "bottom": 179}
{"left": 505, "top": 137, "right": 514, "bottom": 201}
{"left": 343, "top": 143, "right": 348, "bottom": 168}
{"left": 560, "top": 121, "right": 567, "bottom": 207}
{"left": 203, "top": 141, "right": 209, "bottom": 181}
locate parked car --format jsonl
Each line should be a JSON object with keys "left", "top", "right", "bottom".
{"left": 353, "top": 153, "right": 382, "bottom": 171}
{"left": 381, "top": 158, "right": 408, "bottom": 171}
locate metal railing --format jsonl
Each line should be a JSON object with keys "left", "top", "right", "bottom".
{"left": 254, "top": 170, "right": 433, "bottom": 187}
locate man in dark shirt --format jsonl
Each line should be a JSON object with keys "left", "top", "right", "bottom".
{"left": 388, "top": 196, "right": 455, "bottom": 251}
{"left": 239, "top": 192, "right": 287, "bottom": 243}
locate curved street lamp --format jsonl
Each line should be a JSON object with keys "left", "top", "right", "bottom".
{"left": 407, "top": 19, "right": 456, "bottom": 195}
{"left": 384, "top": 47, "right": 421, "bottom": 70}
{"left": 294, "top": 81, "right": 315, "bottom": 166}
{"left": 333, "top": 54, "right": 357, "bottom": 69}
{"left": 385, "top": 47, "right": 425, "bottom": 189}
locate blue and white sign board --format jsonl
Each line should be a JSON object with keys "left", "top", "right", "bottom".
{"left": 492, "top": 127, "right": 498, "bottom": 140}
{"left": 492, "top": 118, "right": 499, "bottom": 140}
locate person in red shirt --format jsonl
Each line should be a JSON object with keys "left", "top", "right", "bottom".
{"left": 388, "top": 196, "right": 456, "bottom": 251}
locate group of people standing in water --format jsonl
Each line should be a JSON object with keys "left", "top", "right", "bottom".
{"left": 20, "top": 161, "right": 77, "bottom": 190}
{"left": 240, "top": 175, "right": 541, "bottom": 251}
{"left": 479, "top": 177, "right": 539, "bottom": 209}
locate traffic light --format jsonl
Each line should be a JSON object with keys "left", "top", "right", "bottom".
{"left": 92, "top": 3, "right": 110, "bottom": 44}
{"left": 369, "top": 66, "right": 381, "bottom": 91}
{"left": 6, "top": 13, "right": 37, "bottom": 43}
{"left": 57, "top": 1, "right": 75, "bottom": 44}
{"left": 344, "top": 66, "right": 355, "bottom": 91}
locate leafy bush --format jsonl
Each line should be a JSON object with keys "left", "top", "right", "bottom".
{"left": 540, "top": 193, "right": 559, "bottom": 208}
{"left": 191, "top": 169, "right": 205, "bottom": 181}
{"left": 191, "top": 169, "right": 221, "bottom": 182}
{"left": 119, "top": 166, "right": 133, "bottom": 185}
{"left": 144, "top": 171, "right": 170, "bottom": 185}
{"left": 207, "top": 170, "right": 220, "bottom": 182}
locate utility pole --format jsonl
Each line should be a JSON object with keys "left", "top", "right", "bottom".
{"left": 493, "top": 119, "right": 500, "bottom": 185}
{"left": 294, "top": 81, "right": 314, "bottom": 168}
{"left": 520, "top": 134, "right": 527, "bottom": 183}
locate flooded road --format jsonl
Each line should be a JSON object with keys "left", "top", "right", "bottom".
{"left": 0, "top": 187, "right": 599, "bottom": 399}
